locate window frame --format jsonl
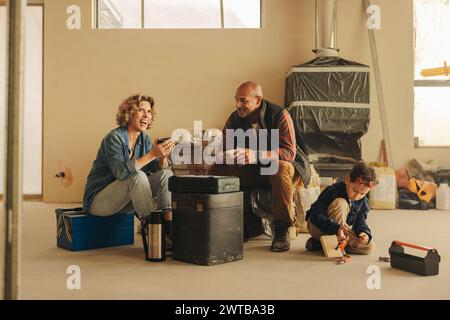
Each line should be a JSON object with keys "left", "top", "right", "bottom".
{"left": 94, "top": 0, "right": 263, "bottom": 30}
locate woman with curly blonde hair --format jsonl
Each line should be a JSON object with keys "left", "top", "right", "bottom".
{"left": 83, "top": 94, "right": 175, "bottom": 227}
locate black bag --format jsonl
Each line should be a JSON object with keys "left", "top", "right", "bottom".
{"left": 398, "top": 189, "right": 434, "bottom": 210}
{"left": 244, "top": 189, "right": 274, "bottom": 240}
{"left": 168, "top": 175, "right": 240, "bottom": 194}
{"left": 434, "top": 169, "right": 450, "bottom": 185}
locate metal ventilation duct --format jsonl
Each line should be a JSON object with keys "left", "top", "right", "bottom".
{"left": 314, "top": 0, "right": 339, "bottom": 57}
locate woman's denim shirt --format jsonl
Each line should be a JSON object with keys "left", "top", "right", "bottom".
{"left": 83, "top": 126, "right": 160, "bottom": 213}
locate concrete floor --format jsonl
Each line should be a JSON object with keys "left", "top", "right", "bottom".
{"left": 1, "top": 202, "right": 449, "bottom": 300}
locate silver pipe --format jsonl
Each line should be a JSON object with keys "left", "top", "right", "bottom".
{"left": 315, "top": 0, "right": 319, "bottom": 50}
{"left": 334, "top": 0, "right": 338, "bottom": 49}
{"left": 315, "top": 0, "right": 338, "bottom": 56}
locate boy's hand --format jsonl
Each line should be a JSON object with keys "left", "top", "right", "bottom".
{"left": 358, "top": 232, "right": 369, "bottom": 245}
{"left": 337, "top": 226, "right": 348, "bottom": 242}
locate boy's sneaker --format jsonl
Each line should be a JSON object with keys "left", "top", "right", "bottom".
{"left": 305, "top": 237, "right": 323, "bottom": 252}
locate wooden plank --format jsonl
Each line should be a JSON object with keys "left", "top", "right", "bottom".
{"left": 320, "top": 235, "right": 343, "bottom": 258}
{"left": 365, "top": 0, "right": 394, "bottom": 167}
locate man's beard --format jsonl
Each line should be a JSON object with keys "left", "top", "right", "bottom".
{"left": 237, "top": 107, "right": 248, "bottom": 117}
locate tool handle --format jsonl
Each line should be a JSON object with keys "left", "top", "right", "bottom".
{"left": 393, "top": 241, "right": 432, "bottom": 251}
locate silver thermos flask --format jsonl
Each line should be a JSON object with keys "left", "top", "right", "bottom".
{"left": 142, "top": 210, "right": 166, "bottom": 262}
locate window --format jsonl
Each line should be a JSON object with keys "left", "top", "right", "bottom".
{"left": 0, "top": 5, "right": 43, "bottom": 195}
{"left": 144, "top": 0, "right": 221, "bottom": 29}
{"left": 96, "top": 0, "right": 261, "bottom": 29}
{"left": 414, "top": 0, "right": 450, "bottom": 147}
{"left": 223, "top": 0, "right": 260, "bottom": 29}
{"left": 97, "top": 0, "right": 141, "bottom": 29}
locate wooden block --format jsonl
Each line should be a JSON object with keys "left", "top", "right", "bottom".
{"left": 320, "top": 235, "right": 343, "bottom": 258}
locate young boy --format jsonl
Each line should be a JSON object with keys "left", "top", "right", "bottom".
{"left": 305, "top": 162, "right": 378, "bottom": 255}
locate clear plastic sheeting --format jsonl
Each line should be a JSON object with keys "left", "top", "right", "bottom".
{"left": 249, "top": 188, "right": 273, "bottom": 237}
{"left": 243, "top": 189, "right": 273, "bottom": 240}
{"left": 285, "top": 56, "right": 371, "bottom": 161}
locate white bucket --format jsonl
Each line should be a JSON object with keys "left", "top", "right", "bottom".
{"left": 436, "top": 183, "right": 450, "bottom": 210}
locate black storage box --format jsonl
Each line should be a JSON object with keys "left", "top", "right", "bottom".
{"left": 389, "top": 241, "right": 441, "bottom": 276}
{"left": 172, "top": 192, "right": 244, "bottom": 266}
{"left": 169, "top": 175, "right": 240, "bottom": 194}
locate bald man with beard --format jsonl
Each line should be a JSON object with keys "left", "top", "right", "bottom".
{"left": 211, "top": 81, "right": 311, "bottom": 252}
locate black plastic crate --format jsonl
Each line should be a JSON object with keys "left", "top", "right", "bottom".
{"left": 172, "top": 192, "right": 244, "bottom": 266}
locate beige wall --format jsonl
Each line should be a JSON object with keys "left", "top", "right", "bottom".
{"left": 43, "top": 0, "right": 450, "bottom": 202}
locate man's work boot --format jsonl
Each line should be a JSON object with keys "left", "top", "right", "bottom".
{"left": 305, "top": 236, "right": 323, "bottom": 252}
{"left": 271, "top": 224, "right": 290, "bottom": 252}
